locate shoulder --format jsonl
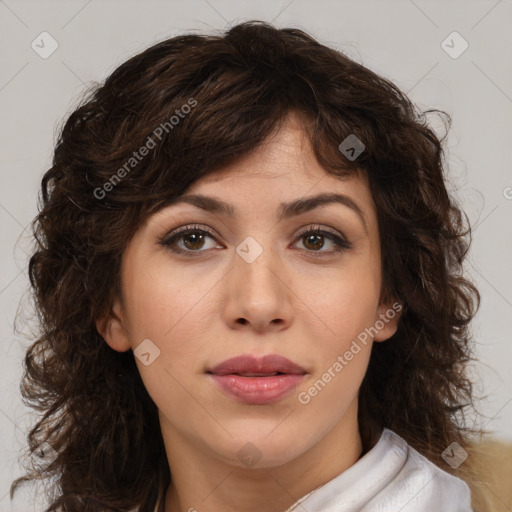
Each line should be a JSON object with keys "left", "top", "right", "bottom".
{"left": 375, "top": 429, "right": 473, "bottom": 511}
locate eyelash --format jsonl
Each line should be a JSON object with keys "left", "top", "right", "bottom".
{"left": 158, "top": 223, "right": 352, "bottom": 257}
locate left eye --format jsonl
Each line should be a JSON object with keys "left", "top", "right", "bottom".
{"left": 295, "top": 228, "right": 351, "bottom": 255}
{"left": 159, "top": 225, "right": 351, "bottom": 256}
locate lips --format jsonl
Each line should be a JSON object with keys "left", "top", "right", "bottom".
{"left": 208, "top": 354, "right": 306, "bottom": 377}
{"left": 207, "top": 354, "right": 306, "bottom": 405}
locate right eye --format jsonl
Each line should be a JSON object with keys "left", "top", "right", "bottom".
{"left": 158, "top": 224, "right": 223, "bottom": 255}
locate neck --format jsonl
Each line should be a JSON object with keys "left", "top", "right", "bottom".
{"left": 161, "top": 400, "right": 363, "bottom": 512}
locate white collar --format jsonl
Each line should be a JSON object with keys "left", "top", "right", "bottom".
{"left": 283, "top": 428, "right": 473, "bottom": 512}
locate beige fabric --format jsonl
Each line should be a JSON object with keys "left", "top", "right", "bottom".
{"left": 467, "top": 439, "right": 512, "bottom": 512}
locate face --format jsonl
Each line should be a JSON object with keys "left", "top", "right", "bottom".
{"left": 97, "top": 113, "right": 399, "bottom": 470}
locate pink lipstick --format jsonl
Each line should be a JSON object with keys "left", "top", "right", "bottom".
{"left": 207, "top": 354, "right": 306, "bottom": 405}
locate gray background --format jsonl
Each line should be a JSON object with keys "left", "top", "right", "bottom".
{"left": 1, "top": 0, "right": 511, "bottom": 510}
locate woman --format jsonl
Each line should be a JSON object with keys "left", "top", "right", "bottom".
{"left": 11, "top": 20, "right": 483, "bottom": 512}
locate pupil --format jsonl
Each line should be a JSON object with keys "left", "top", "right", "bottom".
{"left": 185, "top": 233, "right": 204, "bottom": 250}
{"left": 306, "top": 234, "right": 323, "bottom": 250}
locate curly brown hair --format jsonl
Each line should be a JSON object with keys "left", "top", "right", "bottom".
{"left": 11, "top": 20, "right": 483, "bottom": 512}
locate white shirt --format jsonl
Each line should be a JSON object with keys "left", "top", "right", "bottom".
{"left": 284, "top": 428, "right": 473, "bottom": 512}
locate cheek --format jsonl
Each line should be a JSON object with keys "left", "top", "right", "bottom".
{"left": 124, "top": 261, "right": 219, "bottom": 389}
{"left": 312, "top": 291, "right": 375, "bottom": 389}
{"left": 296, "top": 274, "right": 377, "bottom": 415}
{"left": 308, "top": 268, "right": 380, "bottom": 343}
{"left": 296, "top": 343, "right": 371, "bottom": 442}
{"left": 124, "top": 257, "right": 211, "bottom": 339}
{"left": 296, "top": 266, "right": 379, "bottom": 411}
{"left": 125, "top": 265, "right": 211, "bottom": 418}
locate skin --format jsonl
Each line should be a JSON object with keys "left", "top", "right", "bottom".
{"left": 97, "top": 112, "right": 399, "bottom": 512}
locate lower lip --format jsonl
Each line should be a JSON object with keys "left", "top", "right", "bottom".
{"left": 209, "top": 374, "right": 305, "bottom": 405}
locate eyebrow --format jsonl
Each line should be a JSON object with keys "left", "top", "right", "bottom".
{"left": 164, "top": 192, "right": 368, "bottom": 231}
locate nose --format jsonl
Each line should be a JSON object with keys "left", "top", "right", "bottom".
{"left": 222, "top": 238, "right": 294, "bottom": 333}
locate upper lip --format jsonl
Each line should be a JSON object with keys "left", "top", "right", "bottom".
{"left": 207, "top": 354, "right": 306, "bottom": 376}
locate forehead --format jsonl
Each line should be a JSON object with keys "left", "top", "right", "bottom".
{"left": 183, "top": 115, "right": 373, "bottom": 214}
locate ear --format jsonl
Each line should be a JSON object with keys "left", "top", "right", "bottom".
{"left": 372, "top": 300, "right": 402, "bottom": 342}
{"left": 95, "top": 298, "right": 131, "bottom": 352}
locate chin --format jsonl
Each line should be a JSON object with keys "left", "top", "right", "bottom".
{"left": 206, "top": 424, "right": 312, "bottom": 469}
